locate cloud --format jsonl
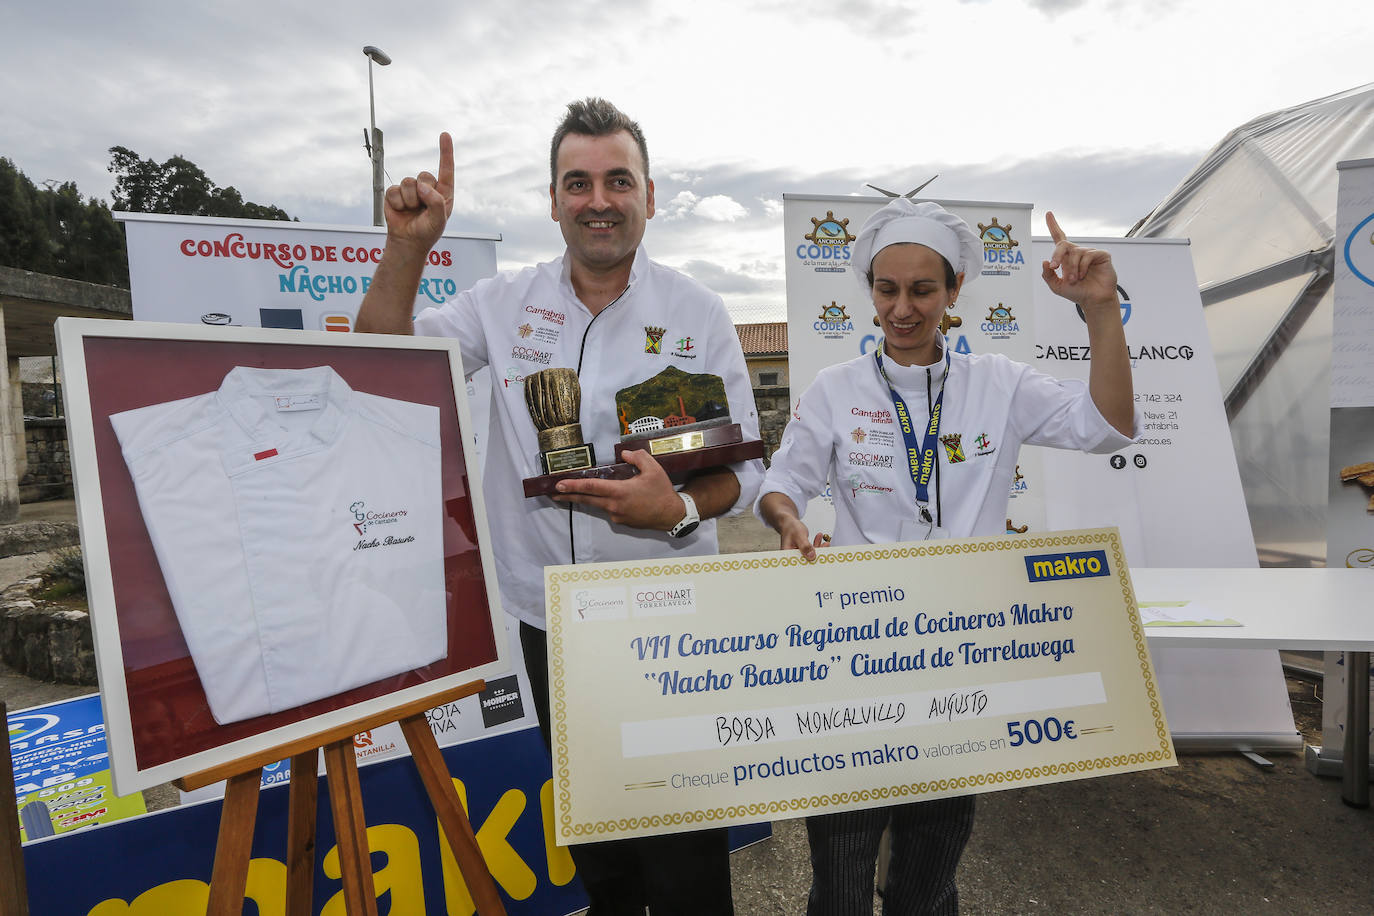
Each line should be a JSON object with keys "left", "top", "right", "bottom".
{"left": 693, "top": 195, "right": 749, "bottom": 222}
{"left": 839, "top": 0, "right": 925, "bottom": 39}
{"left": 1025, "top": 0, "right": 1088, "bottom": 12}
{"left": 660, "top": 191, "right": 701, "bottom": 221}
{"left": 676, "top": 259, "right": 776, "bottom": 294}
{"left": 659, "top": 191, "right": 749, "bottom": 222}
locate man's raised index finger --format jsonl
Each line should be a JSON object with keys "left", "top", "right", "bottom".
{"left": 1045, "top": 210, "right": 1067, "bottom": 243}
{"left": 437, "top": 132, "right": 455, "bottom": 197}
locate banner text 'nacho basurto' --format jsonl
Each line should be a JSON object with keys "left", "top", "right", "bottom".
{"left": 547, "top": 528, "right": 1173, "bottom": 843}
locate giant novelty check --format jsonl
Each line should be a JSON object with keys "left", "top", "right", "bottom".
{"left": 546, "top": 528, "right": 1173, "bottom": 843}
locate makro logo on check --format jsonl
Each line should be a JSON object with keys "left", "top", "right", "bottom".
{"left": 1024, "top": 550, "right": 1109, "bottom": 582}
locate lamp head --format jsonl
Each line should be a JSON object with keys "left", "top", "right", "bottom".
{"left": 363, "top": 45, "right": 391, "bottom": 66}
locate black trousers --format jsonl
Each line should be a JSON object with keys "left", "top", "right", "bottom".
{"left": 805, "top": 796, "right": 975, "bottom": 915}
{"left": 520, "top": 622, "right": 735, "bottom": 915}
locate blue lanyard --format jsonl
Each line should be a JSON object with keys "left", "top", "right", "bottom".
{"left": 875, "top": 339, "right": 950, "bottom": 523}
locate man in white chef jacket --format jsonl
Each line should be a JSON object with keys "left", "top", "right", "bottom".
{"left": 357, "top": 97, "right": 762, "bottom": 915}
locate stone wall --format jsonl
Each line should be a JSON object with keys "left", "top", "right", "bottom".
{"left": 1, "top": 580, "right": 96, "bottom": 685}
{"left": 20, "top": 418, "right": 72, "bottom": 502}
{"left": 21, "top": 380, "right": 61, "bottom": 418}
{"left": 752, "top": 384, "right": 791, "bottom": 464}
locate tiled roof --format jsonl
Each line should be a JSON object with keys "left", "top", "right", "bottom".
{"left": 735, "top": 322, "right": 788, "bottom": 357}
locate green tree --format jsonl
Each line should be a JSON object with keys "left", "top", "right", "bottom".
{"left": 108, "top": 147, "right": 293, "bottom": 221}
{"left": 0, "top": 158, "right": 55, "bottom": 273}
{"left": 0, "top": 150, "right": 295, "bottom": 287}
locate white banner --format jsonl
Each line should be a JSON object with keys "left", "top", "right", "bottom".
{"left": 1033, "top": 235, "right": 1297, "bottom": 750}
{"left": 782, "top": 195, "right": 1041, "bottom": 535}
{"left": 116, "top": 212, "right": 498, "bottom": 330}
{"left": 1031, "top": 237, "right": 1256, "bottom": 567}
{"left": 1321, "top": 157, "right": 1374, "bottom": 762}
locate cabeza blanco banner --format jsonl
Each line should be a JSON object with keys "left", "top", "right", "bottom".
{"left": 116, "top": 211, "right": 498, "bottom": 330}
{"left": 1031, "top": 237, "right": 1255, "bottom": 567}
{"left": 782, "top": 195, "right": 1042, "bottom": 536}
{"left": 1032, "top": 235, "right": 1298, "bottom": 751}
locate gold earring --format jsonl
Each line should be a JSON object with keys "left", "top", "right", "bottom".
{"left": 873, "top": 316, "right": 881, "bottom": 327}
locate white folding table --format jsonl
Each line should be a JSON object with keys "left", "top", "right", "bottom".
{"left": 1134, "top": 568, "right": 1372, "bottom": 805}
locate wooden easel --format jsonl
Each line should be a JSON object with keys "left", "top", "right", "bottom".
{"left": 176, "top": 681, "right": 506, "bottom": 916}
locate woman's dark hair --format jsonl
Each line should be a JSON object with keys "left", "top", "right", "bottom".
{"left": 864, "top": 244, "right": 958, "bottom": 290}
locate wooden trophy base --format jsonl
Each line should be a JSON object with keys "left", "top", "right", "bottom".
{"left": 522, "top": 424, "right": 764, "bottom": 497}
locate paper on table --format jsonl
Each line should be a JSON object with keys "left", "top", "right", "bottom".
{"left": 1139, "top": 601, "right": 1242, "bottom": 628}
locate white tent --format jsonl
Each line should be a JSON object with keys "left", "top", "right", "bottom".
{"left": 1130, "top": 83, "right": 1374, "bottom": 567}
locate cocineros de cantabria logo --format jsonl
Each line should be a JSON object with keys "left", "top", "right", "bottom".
{"left": 847, "top": 473, "right": 894, "bottom": 497}
{"left": 1024, "top": 550, "right": 1110, "bottom": 582}
{"left": 349, "top": 500, "right": 408, "bottom": 536}
{"left": 573, "top": 586, "right": 628, "bottom": 621}
{"left": 798, "top": 211, "right": 856, "bottom": 273}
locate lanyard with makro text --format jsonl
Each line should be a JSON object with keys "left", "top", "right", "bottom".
{"left": 875, "top": 340, "right": 950, "bottom": 524}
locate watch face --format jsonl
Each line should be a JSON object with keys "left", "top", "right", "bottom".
{"left": 673, "top": 520, "right": 700, "bottom": 538}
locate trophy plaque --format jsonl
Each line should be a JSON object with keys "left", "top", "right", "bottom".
{"left": 521, "top": 366, "right": 764, "bottom": 498}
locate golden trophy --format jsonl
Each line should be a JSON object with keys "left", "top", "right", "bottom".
{"left": 525, "top": 368, "right": 596, "bottom": 474}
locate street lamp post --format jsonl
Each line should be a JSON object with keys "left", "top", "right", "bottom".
{"left": 363, "top": 45, "right": 392, "bottom": 227}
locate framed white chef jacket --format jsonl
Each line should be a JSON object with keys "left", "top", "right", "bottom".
{"left": 57, "top": 319, "right": 508, "bottom": 795}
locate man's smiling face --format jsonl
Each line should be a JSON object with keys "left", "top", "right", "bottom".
{"left": 550, "top": 129, "right": 655, "bottom": 277}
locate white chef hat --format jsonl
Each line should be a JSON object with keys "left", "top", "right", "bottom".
{"left": 851, "top": 198, "right": 982, "bottom": 290}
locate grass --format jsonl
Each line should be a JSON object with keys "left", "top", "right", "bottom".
{"left": 36, "top": 546, "right": 85, "bottom": 602}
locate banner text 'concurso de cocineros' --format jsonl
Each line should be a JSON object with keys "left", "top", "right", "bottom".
{"left": 178, "top": 233, "right": 454, "bottom": 269}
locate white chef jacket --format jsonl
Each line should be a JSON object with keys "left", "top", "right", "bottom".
{"left": 757, "top": 346, "right": 1139, "bottom": 545}
{"left": 111, "top": 366, "right": 447, "bottom": 724}
{"left": 415, "top": 245, "right": 764, "bottom": 629}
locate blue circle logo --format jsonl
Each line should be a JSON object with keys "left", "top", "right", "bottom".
{"left": 1344, "top": 212, "right": 1374, "bottom": 288}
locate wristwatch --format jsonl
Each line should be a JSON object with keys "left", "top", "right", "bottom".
{"left": 669, "top": 492, "right": 700, "bottom": 538}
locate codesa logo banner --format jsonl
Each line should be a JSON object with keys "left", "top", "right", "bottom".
{"left": 796, "top": 210, "right": 857, "bottom": 274}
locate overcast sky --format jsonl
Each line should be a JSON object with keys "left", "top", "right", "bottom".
{"left": 8, "top": 1, "right": 1372, "bottom": 322}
